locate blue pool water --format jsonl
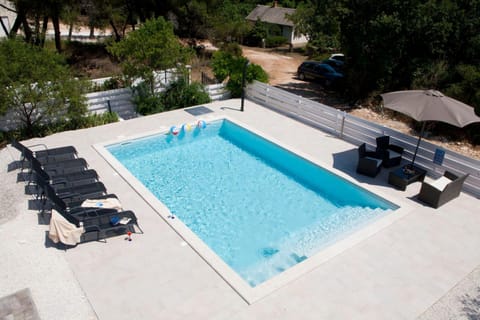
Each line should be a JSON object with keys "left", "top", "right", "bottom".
{"left": 108, "top": 119, "right": 397, "bottom": 287}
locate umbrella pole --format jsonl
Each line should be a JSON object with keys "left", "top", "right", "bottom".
{"left": 410, "top": 121, "right": 426, "bottom": 168}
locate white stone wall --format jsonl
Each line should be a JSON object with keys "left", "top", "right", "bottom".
{"left": 281, "top": 25, "right": 308, "bottom": 46}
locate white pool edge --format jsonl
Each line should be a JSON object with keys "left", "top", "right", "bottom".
{"left": 94, "top": 116, "right": 414, "bottom": 304}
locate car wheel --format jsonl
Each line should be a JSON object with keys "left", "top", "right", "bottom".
{"left": 298, "top": 73, "right": 305, "bottom": 80}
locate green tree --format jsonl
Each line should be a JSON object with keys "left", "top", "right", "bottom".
{"left": 174, "top": 0, "right": 217, "bottom": 39}
{"left": 107, "top": 16, "right": 193, "bottom": 94}
{"left": 209, "top": 0, "right": 256, "bottom": 43}
{"left": 85, "top": 0, "right": 138, "bottom": 41}
{"left": 290, "top": 0, "right": 344, "bottom": 51}
{"left": 62, "top": 1, "right": 82, "bottom": 42}
{"left": 335, "top": 0, "right": 480, "bottom": 105}
{"left": 8, "top": 0, "right": 79, "bottom": 52}
{"left": 211, "top": 49, "right": 268, "bottom": 97}
{"left": 0, "top": 40, "right": 88, "bottom": 137}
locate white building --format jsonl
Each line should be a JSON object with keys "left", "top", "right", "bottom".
{"left": 246, "top": 2, "right": 308, "bottom": 46}
{"left": 0, "top": 0, "right": 16, "bottom": 37}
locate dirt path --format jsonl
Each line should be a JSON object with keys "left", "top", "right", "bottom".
{"left": 242, "top": 46, "right": 480, "bottom": 160}
{"left": 242, "top": 47, "right": 305, "bottom": 85}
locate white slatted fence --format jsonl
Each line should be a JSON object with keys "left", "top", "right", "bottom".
{"left": 246, "top": 81, "right": 480, "bottom": 197}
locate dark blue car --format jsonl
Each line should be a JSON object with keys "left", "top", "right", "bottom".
{"left": 297, "top": 61, "right": 344, "bottom": 87}
{"left": 321, "top": 58, "right": 344, "bottom": 72}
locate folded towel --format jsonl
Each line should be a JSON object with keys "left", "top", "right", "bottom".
{"left": 81, "top": 198, "right": 122, "bottom": 211}
{"left": 48, "top": 210, "right": 84, "bottom": 245}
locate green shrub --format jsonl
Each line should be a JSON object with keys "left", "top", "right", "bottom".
{"left": 212, "top": 50, "right": 269, "bottom": 98}
{"left": 133, "top": 78, "right": 211, "bottom": 116}
{"left": 132, "top": 81, "right": 165, "bottom": 115}
{"left": 211, "top": 50, "right": 235, "bottom": 82}
{"left": 162, "top": 78, "right": 211, "bottom": 111}
{"left": 265, "top": 36, "right": 287, "bottom": 48}
{"left": 47, "top": 112, "right": 119, "bottom": 133}
{"left": 227, "top": 62, "right": 269, "bottom": 97}
{"left": 0, "top": 112, "right": 119, "bottom": 144}
{"left": 219, "top": 42, "right": 243, "bottom": 57}
{"left": 102, "top": 76, "right": 124, "bottom": 90}
{"left": 0, "top": 131, "right": 7, "bottom": 149}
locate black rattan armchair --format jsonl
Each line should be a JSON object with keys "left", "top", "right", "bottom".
{"left": 376, "top": 136, "right": 404, "bottom": 168}
{"left": 356, "top": 143, "right": 383, "bottom": 177}
{"left": 417, "top": 171, "right": 469, "bottom": 208}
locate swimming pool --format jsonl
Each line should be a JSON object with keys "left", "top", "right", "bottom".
{"left": 106, "top": 119, "right": 398, "bottom": 291}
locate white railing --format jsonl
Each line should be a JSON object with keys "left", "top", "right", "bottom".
{"left": 246, "top": 81, "right": 480, "bottom": 197}
{"left": 86, "top": 82, "right": 228, "bottom": 119}
{"left": 85, "top": 88, "right": 137, "bottom": 120}
{"left": 205, "top": 83, "right": 230, "bottom": 101}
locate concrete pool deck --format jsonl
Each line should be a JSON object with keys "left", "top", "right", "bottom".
{"left": 1, "top": 99, "right": 480, "bottom": 319}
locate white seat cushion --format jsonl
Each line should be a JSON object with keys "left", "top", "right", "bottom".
{"left": 388, "top": 150, "right": 402, "bottom": 159}
{"left": 365, "top": 156, "right": 383, "bottom": 168}
{"left": 429, "top": 176, "right": 452, "bottom": 191}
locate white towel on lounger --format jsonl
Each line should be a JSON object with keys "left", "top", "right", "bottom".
{"left": 48, "top": 210, "right": 84, "bottom": 246}
{"left": 81, "top": 198, "right": 123, "bottom": 211}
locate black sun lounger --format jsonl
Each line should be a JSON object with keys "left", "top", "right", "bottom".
{"left": 40, "top": 178, "right": 118, "bottom": 212}
{"left": 44, "top": 185, "right": 143, "bottom": 242}
{"left": 40, "top": 158, "right": 89, "bottom": 176}
{"left": 30, "top": 156, "right": 98, "bottom": 189}
{"left": 46, "top": 183, "right": 118, "bottom": 217}
{"left": 11, "top": 139, "right": 77, "bottom": 165}
{"left": 18, "top": 145, "right": 88, "bottom": 176}
{"left": 27, "top": 157, "right": 98, "bottom": 196}
{"left": 54, "top": 205, "right": 140, "bottom": 243}
{"left": 80, "top": 210, "right": 139, "bottom": 243}
{"left": 36, "top": 176, "right": 111, "bottom": 205}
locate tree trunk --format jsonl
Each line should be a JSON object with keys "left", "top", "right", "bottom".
{"left": 40, "top": 16, "right": 48, "bottom": 47}
{"left": 51, "top": 12, "right": 62, "bottom": 52}
{"left": 68, "top": 22, "right": 73, "bottom": 41}
{"left": 89, "top": 26, "right": 95, "bottom": 38}
{"left": 9, "top": 14, "right": 23, "bottom": 37}
{"left": 121, "top": 12, "right": 132, "bottom": 38}
{"left": 21, "top": 13, "right": 32, "bottom": 42}
{"left": 110, "top": 20, "right": 121, "bottom": 42}
{"left": 21, "top": 104, "right": 35, "bottom": 138}
{"left": 33, "top": 15, "right": 41, "bottom": 45}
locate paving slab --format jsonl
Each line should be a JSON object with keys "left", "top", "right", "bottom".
{"left": 0, "top": 288, "right": 40, "bottom": 320}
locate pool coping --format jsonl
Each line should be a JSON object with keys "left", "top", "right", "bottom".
{"left": 94, "top": 115, "right": 415, "bottom": 304}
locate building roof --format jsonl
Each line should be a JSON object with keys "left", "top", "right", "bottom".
{"left": 246, "top": 5, "right": 296, "bottom": 27}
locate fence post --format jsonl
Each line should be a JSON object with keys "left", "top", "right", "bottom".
{"left": 107, "top": 99, "right": 112, "bottom": 113}
{"left": 186, "top": 65, "right": 192, "bottom": 85}
{"left": 339, "top": 111, "right": 346, "bottom": 138}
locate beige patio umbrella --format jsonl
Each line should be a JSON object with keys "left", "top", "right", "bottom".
{"left": 381, "top": 89, "right": 480, "bottom": 166}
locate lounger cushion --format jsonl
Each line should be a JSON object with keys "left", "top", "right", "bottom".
{"left": 429, "top": 176, "right": 451, "bottom": 191}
